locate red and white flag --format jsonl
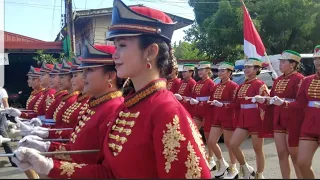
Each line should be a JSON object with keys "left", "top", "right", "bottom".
{"left": 242, "top": 4, "right": 265, "bottom": 59}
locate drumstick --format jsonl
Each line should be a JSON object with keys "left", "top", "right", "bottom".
{"left": 19, "top": 128, "right": 73, "bottom": 132}
{"left": 0, "top": 149, "right": 99, "bottom": 157}
{"left": 10, "top": 138, "right": 69, "bottom": 142}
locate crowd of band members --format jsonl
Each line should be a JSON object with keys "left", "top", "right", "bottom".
{"left": 1, "top": 0, "right": 320, "bottom": 179}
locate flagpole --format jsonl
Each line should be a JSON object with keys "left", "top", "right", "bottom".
{"left": 240, "top": 0, "right": 278, "bottom": 79}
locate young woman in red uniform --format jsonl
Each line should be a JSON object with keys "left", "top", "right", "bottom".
{"left": 216, "top": 58, "right": 269, "bottom": 179}
{"left": 10, "top": 1, "right": 211, "bottom": 178}
{"left": 174, "top": 64, "right": 196, "bottom": 115}
{"left": 255, "top": 50, "right": 304, "bottom": 179}
{"left": 207, "top": 62, "right": 239, "bottom": 178}
{"left": 166, "top": 61, "right": 181, "bottom": 93}
{"left": 13, "top": 42, "right": 125, "bottom": 178}
{"left": 272, "top": 45, "right": 320, "bottom": 179}
{"left": 6, "top": 67, "right": 45, "bottom": 119}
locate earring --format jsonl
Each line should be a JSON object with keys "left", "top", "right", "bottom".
{"left": 146, "top": 58, "right": 152, "bottom": 70}
{"left": 107, "top": 79, "right": 112, "bottom": 88}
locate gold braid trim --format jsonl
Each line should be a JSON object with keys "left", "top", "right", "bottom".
{"left": 89, "top": 91, "right": 123, "bottom": 107}
{"left": 54, "top": 145, "right": 72, "bottom": 161}
{"left": 162, "top": 115, "right": 186, "bottom": 173}
{"left": 62, "top": 91, "right": 80, "bottom": 101}
{"left": 55, "top": 90, "right": 68, "bottom": 98}
{"left": 59, "top": 161, "right": 87, "bottom": 177}
{"left": 125, "top": 80, "right": 166, "bottom": 108}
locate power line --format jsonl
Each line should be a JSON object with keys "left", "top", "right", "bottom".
{"left": 51, "top": 0, "right": 58, "bottom": 36}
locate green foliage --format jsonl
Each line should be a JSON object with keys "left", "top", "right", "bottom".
{"left": 186, "top": 0, "right": 320, "bottom": 63}
{"left": 33, "top": 50, "right": 71, "bottom": 65}
{"left": 173, "top": 41, "right": 208, "bottom": 60}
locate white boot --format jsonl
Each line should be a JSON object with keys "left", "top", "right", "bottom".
{"left": 224, "top": 164, "right": 239, "bottom": 179}
{"left": 215, "top": 158, "right": 229, "bottom": 177}
{"left": 208, "top": 157, "right": 217, "bottom": 171}
{"left": 254, "top": 172, "right": 264, "bottom": 179}
{"left": 240, "top": 163, "right": 255, "bottom": 179}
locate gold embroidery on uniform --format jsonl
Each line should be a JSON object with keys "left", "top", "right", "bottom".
{"left": 162, "top": 115, "right": 186, "bottom": 173}
{"left": 62, "top": 91, "right": 80, "bottom": 101}
{"left": 54, "top": 145, "right": 72, "bottom": 161}
{"left": 187, "top": 117, "right": 209, "bottom": 168}
{"left": 125, "top": 81, "right": 166, "bottom": 108}
{"left": 275, "top": 79, "right": 290, "bottom": 94}
{"left": 194, "top": 84, "right": 204, "bottom": 95}
{"left": 213, "top": 85, "right": 226, "bottom": 99}
{"left": 26, "top": 95, "right": 35, "bottom": 109}
{"left": 308, "top": 79, "right": 320, "bottom": 98}
{"left": 185, "top": 141, "right": 202, "bottom": 179}
{"left": 45, "top": 95, "right": 54, "bottom": 111}
{"left": 259, "top": 108, "right": 265, "bottom": 120}
{"left": 59, "top": 161, "right": 87, "bottom": 177}
{"left": 238, "top": 84, "right": 251, "bottom": 98}
{"left": 33, "top": 94, "right": 44, "bottom": 113}
{"left": 178, "top": 83, "right": 187, "bottom": 94}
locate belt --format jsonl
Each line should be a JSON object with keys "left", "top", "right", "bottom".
{"left": 240, "top": 104, "right": 258, "bottom": 109}
{"left": 284, "top": 98, "right": 295, "bottom": 102}
{"left": 196, "top": 96, "right": 210, "bottom": 101}
{"left": 37, "top": 115, "right": 45, "bottom": 120}
{"left": 42, "top": 119, "right": 55, "bottom": 123}
{"left": 308, "top": 101, "right": 320, "bottom": 108}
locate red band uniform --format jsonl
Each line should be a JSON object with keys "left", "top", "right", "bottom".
{"left": 224, "top": 58, "right": 270, "bottom": 135}
{"left": 176, "top": 64, "right": 196, "bottom": 115}
{"left": 208, "top": 62, "right": 239, "bottom": 133}
{"left": 269, "top": 50, "right": 304, "bottom": 147}
{"left": 47, "top": 1, "right": 211, "bottom": 178}
{"left": 167, "top": 62, "right": 181, "bottom": 93}
{"left": 191, "top": 61, "right": 215, "bottom": 129}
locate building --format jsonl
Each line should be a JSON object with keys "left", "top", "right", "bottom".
{"left": 55, "top": 5, "right": 194, "bottom": 57}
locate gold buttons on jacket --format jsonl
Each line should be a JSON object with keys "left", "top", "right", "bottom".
{"left": 275, "top": 79, "right": 290, "bottom": 94}
{"left": 213, "top": 85, "right": 226, "bottom": 99}
{"left": 238, "top": 84, "right": 251, "bottom": 98}
{"left": 308, "top": 79, "right": 320, "bottom": 98}
{"left": 108, "top": 111, "right": 140, "bottom": 156}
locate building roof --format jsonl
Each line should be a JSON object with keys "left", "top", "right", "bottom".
{"left": 4, "top": 31, "right": 63, "bottom": 53}
{"left": 74, "top": 5, "right": 194, "bottom": 30}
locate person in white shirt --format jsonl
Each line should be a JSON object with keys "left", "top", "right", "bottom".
{"left": 0, "top": 87, "right": 16, "bottom": 167}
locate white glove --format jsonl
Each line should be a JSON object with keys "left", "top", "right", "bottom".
{"left": 18, "top": 139, "right": 50, "bottom": 152}
{"left": 6, "top": 120, "right": 16, "bottom": 127}
{"left": 315, "top": 102, "right": 320, "bottom": 108}
{"left": 271, "top": 96, "right": 284, "bottom": 106}
{"left": 5, "top": 108, "right": 22, "bottom": 117}
{"left": 211, "top": 100, "right": 223, "bottom": 107}
{"left": 253, "top": 95, "right": 265, "bottom": 104}
{"left": 173, "top": 94, "right": 183, "bottom": 101}
{"left": 12, "top": 147, "right": 53, "bottom": 175}
{"left": 190, "top": 98, "right": 199, "bottom": 105}
{"left": 8, "top": 128, "right": 21, "bottom": 138}
{"left": 30, "top": 130, "right": 49, "bottom": 138}
{"left": 30, "top": 118, "right": 42, "bottom": 127}
{"left": 0, "top": 135, "right": 11, "bottom": 144}
{"left": 19, "top": 135, "right": 43, "bottom": 144}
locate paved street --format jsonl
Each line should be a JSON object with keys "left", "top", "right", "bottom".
{"left": 1, "top": 138, "right": 320, "bottom": 179}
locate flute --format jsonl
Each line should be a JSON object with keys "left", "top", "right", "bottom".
{"left": 10, "top": 138, "right": 69, "bottom": 142}
{"left": 19, "top": 128, "right": 73, "bottom": 132}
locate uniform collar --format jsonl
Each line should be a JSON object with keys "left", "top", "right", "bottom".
{"left": 62, "top": 91, "right": 80, "bottom": 101}
{"left": 89, "top": 91, "right": 123, "bottom": 108}
{"left": 124, "top": 79, "right": 167, "bottom": 108}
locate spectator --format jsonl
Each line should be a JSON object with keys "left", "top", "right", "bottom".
{"left": 0, "top": 87, "right": 16, "bottom": 167}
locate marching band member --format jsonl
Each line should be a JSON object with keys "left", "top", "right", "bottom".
{"left": 166, "top": 61, "right": 181, "bottom": 93}
{"left": 11, "top": 1, "right": 211, "bottom": 178}
{"left": 272, "top": 45, "right": 320, "bottom": 179}
{"left": 8, "top": 67, "right": 45, "bottom": 119}
{"left": 13, "top": 42, "right": 124, "bottom": 178}
{"left": 174, "top": 64, "right": 196, "bottom": 116}
{"left": 207, "top": 62, "right": 239, "bottom": 178}
{"left": 219, "top": 58, "right": 269, "bottom": 179}
{"left": 190, "top": 61, "right": 215, "bottom": 129}
{"left": 43, "top": 63, "right": 68, "bottom": 126}
{"left": 256, "top": 50, "right": 304, "bottom": 179}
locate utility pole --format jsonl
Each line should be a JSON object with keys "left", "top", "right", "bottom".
{"left": 65, "top": 0, "right": 76, "bottom": 57}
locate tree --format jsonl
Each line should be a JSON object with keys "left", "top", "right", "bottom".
{"left": 186, "top": 0, "right": 320, "bottom": 62}
{"left": 173, "top": 41, "right": 208, "bottom": 60}
{"left": 33, "top": 50, "right": 70, "bottom": 65}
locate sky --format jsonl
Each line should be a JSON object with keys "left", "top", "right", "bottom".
{"left": 4, "top": 0, "right": 195, "bottom": 44}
